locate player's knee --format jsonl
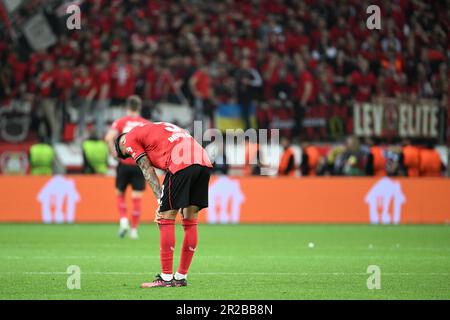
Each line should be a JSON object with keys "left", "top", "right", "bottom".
{"left": 158, "top": 210, "right": 178, "bottom": 222}
{"left": 131, "top": 190, "right": 143, "bottom": 198}
{"left": 182, "top": 206, "right": 200, "bottom": 220}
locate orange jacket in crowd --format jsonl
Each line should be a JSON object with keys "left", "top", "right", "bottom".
{"left": 402, "top": 145, "right": 420, "bottom": 177}
{"left": 419, "top": 148, "right": 441, "bottom": 177}
{"left": 278, "top": 147, "right": 296, "bottom": 176}
{"left": 302, "top": 145, "right": 320, "bottom": 176}
{"left": 370, "top": 146, "right": 387, "bottom": 176}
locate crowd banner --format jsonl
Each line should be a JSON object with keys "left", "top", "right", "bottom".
{"left": 22, "top": 13, "right": 58, "bottom": 51}
{"left": 0, "top": 175, "right": 449, "bottom": 224}
{"left": 353, "top": 99, "right": 446, "bottom": 142}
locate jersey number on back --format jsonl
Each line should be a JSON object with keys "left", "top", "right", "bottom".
{"left": 155, "top": 122, "right": 191, "bottom": 143}
{"left": 155, "top": 122, "right": 183, "bottom": 133}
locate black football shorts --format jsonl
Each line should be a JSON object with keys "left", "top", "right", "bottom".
{"left": 159, "top": 164, "right": 211, "bottom": 212}
{"left": 116, "top": 163, "right": 146, "bottom": 192}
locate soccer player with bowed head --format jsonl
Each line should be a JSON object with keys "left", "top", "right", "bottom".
{"left": 114, "top": 121, "right": 212, "bottom": 287}
{"left": 105, "top": 95, "right": 150, "bottom": 239}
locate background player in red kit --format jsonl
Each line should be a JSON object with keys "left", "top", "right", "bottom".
{"left": 114, "top": 121, "right": 212, "bottom": 287}
{"left": 105, "top": 96, "right": 149, "bottom": 239}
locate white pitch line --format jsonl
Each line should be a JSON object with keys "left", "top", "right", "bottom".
{"left": 190, "top": 272, "right": 450, "bottom": 276}
{"left": 1, "top": 255, "right": 449, "bottom": 260}
{"left": 4, "top": 271, "right": 446, "bottom": 276}
{"left": 1, "top": 244, "right": 450, "bottom": 252}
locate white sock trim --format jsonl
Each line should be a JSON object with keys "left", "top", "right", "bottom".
{"left": 160, "top": 273, "right": 173, "bottom": 281}
{"left": 174, "top": 272, "right": 187, "bottom": 280}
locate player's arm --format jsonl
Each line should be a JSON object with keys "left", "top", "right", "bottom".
{"left": 301, "top": 80, "right": 312, "bottom": 106}
{"left": 136, "top": 156, "right": 161, "bottom": 201}
{"left": 86, "top": 86, "right": 97, "bottom": 101}
{"left": 99, "top": 82, "right": 110, "bottom": 100}
{"left": 104, "top": 127, "right": 119, "bottom": 157}
{"left": 189, "top": 74, "right": 199, "bottom": 98}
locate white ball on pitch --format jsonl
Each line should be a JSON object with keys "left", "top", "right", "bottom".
{"left": 308, "top": 242, "right": 315, "bottom": 248}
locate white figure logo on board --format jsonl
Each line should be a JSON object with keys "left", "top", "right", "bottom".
{"left": 365, "top": 177, "right": 406, "bottom": 224}
{"left": 37, "top": 175, "right": 80, "bottom": 224}
{"left": 207, "top": 176, "right": 245, "bottom": 224}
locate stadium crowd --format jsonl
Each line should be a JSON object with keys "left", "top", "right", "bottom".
{"left": 0, "top": 0, "right": 448, "bottom": 176}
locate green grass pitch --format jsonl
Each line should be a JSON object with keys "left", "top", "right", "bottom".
{"left": 0, "top": 223, "right": 449, "bottom": 299}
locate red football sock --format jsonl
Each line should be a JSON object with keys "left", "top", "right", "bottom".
{"left": 159, "top": 219, "right": 175, "bottom": 275}
{"left": 117, "top": 194, "right": 127, "bottom": 219}
{"left": 130, "top": 197, "right": 141, "bottom": 229}
{"left": 177, "top": 218, "right": 198, "bottom": 275}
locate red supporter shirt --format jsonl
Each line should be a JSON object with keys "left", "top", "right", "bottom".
{"left": 296, "top": 70, "right": 315, "bottom": 103}
{"left": 122, "top": 122, "right": 212, "bottom": 174}
{"left": 351, "top": 71, "right": 377, "bottom": 102}
{"left": 286, "top": 32, "right": 310, "bottom": 52}
{"left": 74, "top": 74, "right": 94, "bottom": 97}
{"left": 191, "top": 70, "right": 211, "bottom": 99}
{"left": 8, "top": 56, "right": 27, "bottom": 84}
{"left": 110, "top": 63, "right": 135, "bottom": 99}
{"left": 95, "top": 69, "right": 111, "bottom": 99}
{"left": 38, "top": 71, "right": 55, "bottom": 97}
{"left": 145, "top": 67, "right": 159, "bottom": 100}
{"left": 54, "top": 68, "right": 73, "bottom": 98}
{"left": 111, "top": 115, "right": 150, "bottom": 166}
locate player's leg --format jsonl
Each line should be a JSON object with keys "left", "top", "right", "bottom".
{"left": 116, "top": 163, "right": 130, "bottom": 238}
{"left": 129, "top": 166, "right": 146, "bottom": 239}
{"left": 140, "top": 209, "right": 178, "bottom": 288}
{"left": 140, "top": 167, "right": 203, "bottom": 288}
{"left": 141, "top": 172, "right": 183, "bottom": 288}
{"left": 117, "top": 190, "right": 129, "bottom": 238}
{"left": 129, "top": 191, "right": 142, "bottom": 239}
{"left": 173, "top": 205, "right": 200, "bottom": 287}
{"left": 174, "top": 165, "right": 211, "bottom": 286}
{"left": 158, "top": 209, "right": 178, "bottom": 279}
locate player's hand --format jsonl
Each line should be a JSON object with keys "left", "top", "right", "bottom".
{"left": 154, "top": 204, "right": 161, "bottom": 223}
{"left": 154, "top": 211, "right": 161, "bottom": 223}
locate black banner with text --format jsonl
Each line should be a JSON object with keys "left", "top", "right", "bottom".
{"left": 353, "top": 99, "right": 446, "bottom": 143}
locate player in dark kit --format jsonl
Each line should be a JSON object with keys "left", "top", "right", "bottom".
{"left": 105, "top": 96, "right": 150, "bottom": 239}
{"left": 114, "top": 121, "right": 212, "bottom": 287}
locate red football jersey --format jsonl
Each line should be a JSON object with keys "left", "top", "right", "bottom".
{"left": 111, "top": 115, "right": 150, "bottom": 165}
{"left": 122, "top": 122, "right": 212, "bottom": 174}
